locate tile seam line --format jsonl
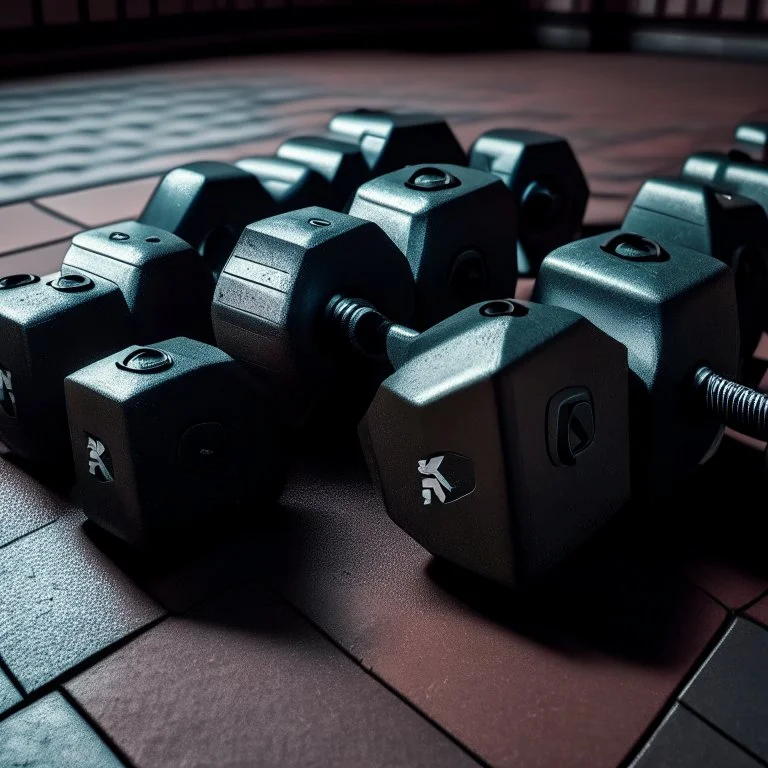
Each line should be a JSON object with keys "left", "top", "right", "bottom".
{"left": 0, "top": 613, "right": 168, "bottom": 725}
{"left": 677, "top": 699, "right": 768, "bottom": 767}
{"left": 58, "top": 686, "right": 137, "bottom": 768}
{"left": 30, "top": 200, "right": 87, "bottom": 228}
{"left": 0, "top": 516, "right": 60, "bottom": 553}
{"left": 618, "top": 612, "right": 735, "bottom": 768}
{"left": 257, "top": 578, "right": 492, "bottom": 768}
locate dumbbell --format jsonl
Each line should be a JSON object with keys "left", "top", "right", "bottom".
{"left": 468, "top": 129, "right": 589, "bottom": 277}
{"left": 622, "top": 177, "right": 768, "bottom": 360}
{"left": 533, "top": 230, "right": 768, "bottom": 500}
{"left": 276, "top": 110, "right": 467, "bottom": 211}
{"left": 71, "top": 210, "right": 630, "bottom": 575}
{"left": 0, "top": 222, "right": 214, "bottom": 475}
{"left": 139, "top": 161, "right": 278, "bottom": 279}
{"left": 359, "top": 296, "right": 631, "bottom": 588}
{"left": 731, "top": 121, "right": 768, "bottom": 164}
{"left": 64, "top": 337, "right": 286, "bottom": 547}
{"left": 213, "top": 163, "right": 519, "bottom": 424}
{"left": 348, "top": 163, "right": 519, "bottom": 329}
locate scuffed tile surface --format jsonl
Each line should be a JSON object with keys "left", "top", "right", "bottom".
{"left": 67, "top": 581, "right": 480, "bottom": 768}
{"left": 0, "top": 514, "right": 164, "bottom": 692}
{"left": 0, "top": 692, "right": 124, "bottom": 767}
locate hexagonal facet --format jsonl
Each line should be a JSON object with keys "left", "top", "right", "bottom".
{"left": 212, "top": 206, "right": 415, "bottom": 425}
{"left": 534, "top": 230, "right": 739, "bottom": 499}
{"left": 63, "top": 219, "right": 215, "bottom": 343}
{"left": 235, "top": 156, "right": 334, "bottom": 212}
{"left": 329, "top": 110, "right": 467, "bottom": 176}
{"left": 362, "top": 300, "right": 630, "bottom": 588}
{"left": 469, "top": 129, "right": 589, "bottom": 276}
{"left": 65, "top": 337, "right": 285, "bottom": 547}
{"left": 623, "top": 177, "right": 768, "bottom": 355}
{"left": 349, "top": 164, "right": 518, "bottom": 328}
{"left": 277, "top": 136, "right": 371, "bottom": 211}
{"left": 140, "top": 161, "right": 277, "bottom": 277}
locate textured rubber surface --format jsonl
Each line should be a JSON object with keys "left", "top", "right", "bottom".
{"left": 0, "top": 49, "right": 767, "bottom": 768}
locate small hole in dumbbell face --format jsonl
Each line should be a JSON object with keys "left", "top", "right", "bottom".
{"left": 309, "top": 218, "right": 331, "bottom": 227}
{"left": 480, "top": 300, "right": 527, "bottom": 317}
{"left": 145, "top": 236, "right": 161, "bottom": 243}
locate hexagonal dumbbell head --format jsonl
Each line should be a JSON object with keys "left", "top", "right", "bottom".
{"left": 63, "top": 220, "right": 214, "bottom": 344}
{"left": 139, "top": 161, "right": 276, "bottom": 278}
{"left": 361, "top": 299, "right": 630, "bottom": 588}
{"left": 682, "top": 152, "right": 768, "bottom": 217}
{"left": 534, "top": 231, "right": 740, "bottom": 499}
{"left": 468, "top": 129, "right": 589, "bottom": 277}
{"left": 277, "top": 136, "right": 371, "bottom": 211}
{"left": 0, "top": 272, "right": 132, "bottom": 473}
{"left": 235, "top": 156, "right": 334, "bottom": 212}
{"left": 623, "top": 178, "right": 768, "bottom": 359}
{"left": 733, "top": 121, "right": 768, "bottom": 164}
{"left": 212, "top": 206, "right": 415, "bottom": 425}
{"left": 65, "top": 338, "right": 286, "bottom": 547}
{"left": 0, "top": 221, "right": 213, "bottom": 474}
{"left": 329, "top": 109, "right": 467, "bottom": 175}
{"left": 349, "top": 164, "right": 518, "bottom": 329}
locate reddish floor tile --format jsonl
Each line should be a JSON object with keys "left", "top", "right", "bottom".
{"left": 37, "top": 177, "right": 161, "bottom": 228}
{"left": 66, "top": 581, "right": 480, "bottom": 768}
{"left": 747, "top": 595, "right": 768, "bottom": 627}
{"left": 216, "top": 452, "right": 729, "bottom": 768}
{"left": 0, "top": 239, "right": 70, "bottom": 277}
{"left": 0, "top": 514, "right": 164, "bottom": 692}
{"left": 0, "top": 204, "right": 78, "bottom": 256}
{"left": 0, "top": 692, "right": 123, "bottom": 767}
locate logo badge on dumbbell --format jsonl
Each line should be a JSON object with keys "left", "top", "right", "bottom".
{"left": 417, "top": 453, "right": 475, "bottom": 506}
{"left": 87, "top": 436, "right": 113, "bottom": 483}
{"left": 0, "top": 366, "right": 15, "bottom": 418}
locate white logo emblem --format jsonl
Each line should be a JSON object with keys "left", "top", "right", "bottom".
{"left": 418, "top": 455, "right": 453, "bottom": 505}
{"left": 87, "top": 437, "right": 113, "bottom": 483}
{"left": 0, "top": 367, "right": 15, "bottom": 416}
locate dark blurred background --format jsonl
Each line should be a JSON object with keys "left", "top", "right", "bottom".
{"left": 0, "top": 0, "right": 766, "bottom": 76}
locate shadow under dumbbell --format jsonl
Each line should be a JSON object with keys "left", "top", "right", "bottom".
{"left": 425, "top": 441, "right": 768, "bottom": 666}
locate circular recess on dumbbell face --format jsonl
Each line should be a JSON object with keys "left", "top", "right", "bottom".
{"left": 309, "top": 218, "right": 331, "bottom": 227}
{"left": 601, "top": 232, "right": 667, "bottom": 262}
{"left": 480, "top": 299, "right": 528, "bottom": 317}
{"left": 405, "top": 167, "right": 461, "bottom": 191}
{"left": 178, "top": 422, "right": 228, "bottom": 473}
{"left": 520, "top": 179, "right": 562, "bottom": 230}
{"left": 48, "top": 274, "right": 94, "bottom": 292}
{"left": 0, "top": 274, "right": 39, "bottom": 289}
{"left": 145, "top": 236, "right": 161, "bottom": 243}
{"left": 116, "top": 348, "right": 173, "bottom": 373}
{"left": 109, "top": 231, "right": 130, "bottom": 241}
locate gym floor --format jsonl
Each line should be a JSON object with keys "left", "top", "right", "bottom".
{"left": 1, "top": 49, "right": 768, "bottom": 768}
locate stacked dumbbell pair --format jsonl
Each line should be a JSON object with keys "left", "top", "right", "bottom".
{"left": 0, "top": 108, "right": 614, "bottom": 589}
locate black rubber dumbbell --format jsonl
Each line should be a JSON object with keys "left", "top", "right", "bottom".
{"left": 212, "top": 207, "right": 415, "bottom": 426}
{"left": 468, "top": 129, "right": 589, "bottom": 277}
{"left": 328, "top": 109, "right": 467, "bottom": 175}
{"left": 276, "top": 110, "right": 468, "bottom": 211}
{"left": 234, "top": 155, "right": 334, "bottom": 213}
{"left": 139, "top": 161, "right": 277, "bottom": 279}
{"left": 276, "top": 135, "right": 371, "bottom": 212}
{"left": 211, "top": 205, "right": 629, "bottom": 585}
{"left": 0, "top": 222, "right": 213, "bottom": 475}
{"left": 64, "top": 337, "right": 285, "bottom": 547}
{"left": 532, "top": 230, "right": 768, "bottom": 500}
{"left": 349, "top": 164, "right": 518, "bottom": 329}
{"left": 622, "top": 178, "right": 768, "bottom": 360}
{"left": 359, "top": 297, "right": 631, "bottom": 588}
